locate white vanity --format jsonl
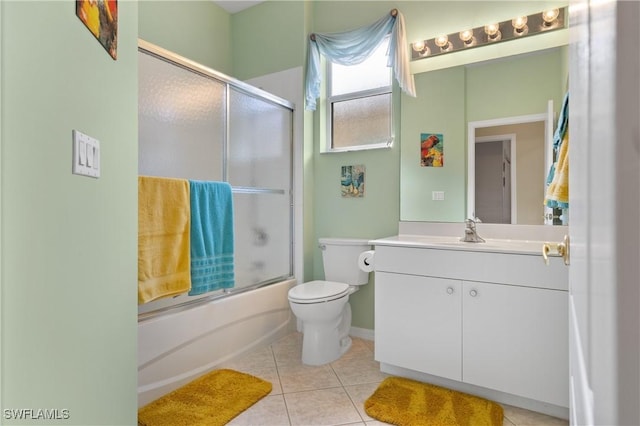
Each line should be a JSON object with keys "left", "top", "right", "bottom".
{"left": 370, "top": 225, "right": 569, "bottom": 419}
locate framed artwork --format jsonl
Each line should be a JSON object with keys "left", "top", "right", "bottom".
{"left": 76, "top": 0, "right": 118, "bottom": 60}
{"left": 420, "top": 133, "right": 444, "bottom": 167}
{"left": 341, "top": 165, "right": 365, "bottom": 198}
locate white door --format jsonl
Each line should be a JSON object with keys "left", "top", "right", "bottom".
{"left": 569, "top": 1, "right": 640, "bottom": 425}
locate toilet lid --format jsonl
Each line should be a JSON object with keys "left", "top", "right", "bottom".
{"left": 288, "top": 280, "right": 350, "bottom": 304}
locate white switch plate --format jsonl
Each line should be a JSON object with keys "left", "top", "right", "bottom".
{"left": 72, "top": 130, "right": 100, "bottom": 178}
{"left": 432, "top": 191, "right": 445, "bottom": 201}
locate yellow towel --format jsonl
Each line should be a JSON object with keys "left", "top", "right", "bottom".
{"left": 138, "top": 176, "right": 191, "bottom": 304}
{"left": 545, "top": 130, "right": 569, "bottom": 207}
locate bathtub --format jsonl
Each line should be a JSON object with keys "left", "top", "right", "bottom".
{"left": 138, "top": 278, "right": 296, "bottom": 407}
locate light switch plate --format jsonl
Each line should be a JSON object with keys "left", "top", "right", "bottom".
{"left": 72, "top": 130, "right": 100, "bottom": 178}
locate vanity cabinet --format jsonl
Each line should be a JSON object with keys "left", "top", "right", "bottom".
{"left": 373, "top": 243, "right": 569, "bottom": 408}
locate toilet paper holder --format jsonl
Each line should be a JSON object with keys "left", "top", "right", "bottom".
{"left": 358, "top": 250, "right": 376, "bottom": 272}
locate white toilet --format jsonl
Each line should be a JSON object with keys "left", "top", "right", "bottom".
{"left": 288, "top": 237, "right": 372, "bottom": 365}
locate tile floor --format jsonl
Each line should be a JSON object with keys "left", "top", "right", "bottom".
{"left": 221, "top": 332, "right": 569, "bottom": 426}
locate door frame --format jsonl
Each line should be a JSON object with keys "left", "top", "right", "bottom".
{"left": 467, "top": 112, "right": 550, "bottom": 222}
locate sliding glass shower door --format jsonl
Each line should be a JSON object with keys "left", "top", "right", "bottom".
{"left": 137, "top": 42, "right": 294, "bottom": 316}
{"left": 228, "top": 87, "right": 293, "bottom": 288}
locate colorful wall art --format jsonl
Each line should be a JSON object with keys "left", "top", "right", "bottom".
{"left": 341, "top": 165, "right": 365, "bottom": 198}
{"left": 420, "top": 133, "right": 444, "bottom": 167}
{"left": 76, "top": 0, "right": 118, "bottom": 59}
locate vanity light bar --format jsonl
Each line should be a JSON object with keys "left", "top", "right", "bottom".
{"left": 411, "top": 8, "right": 566, "bottom": 61}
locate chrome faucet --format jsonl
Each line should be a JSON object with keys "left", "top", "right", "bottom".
{"left": 460, "top": 218, "right": 485, "bottom": 243}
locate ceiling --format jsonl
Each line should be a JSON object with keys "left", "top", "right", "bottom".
{"left": 213, "top": 1, "right": 265, "bottom": 14}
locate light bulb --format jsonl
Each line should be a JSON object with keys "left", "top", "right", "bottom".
{"left": 484, "top": 23, "right": 501, "bottom": 41}
{"left": 434, "top": 35, "right": 449, "bottom": 48}
{"left": 542, "top": 9, "right": 559, "bottom": 26}
{"left": 512, "top": 16, "right": 528, "bottom": 36}
{"left": 484, "top": 23, "right": 500, "bottom": 36}
{"left": 412, "top": 40, "right": 426, "bottom": 52}
{"left": 512, "top": 16, "right": 528, "bottom": 30}
{"left": 459, "top": 29, "right": 474, "bottom": 44}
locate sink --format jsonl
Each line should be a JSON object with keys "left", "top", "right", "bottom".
{"left": 369, "top": 234, "right": 549, "bottom": 255}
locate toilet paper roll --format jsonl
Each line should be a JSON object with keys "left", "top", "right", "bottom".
{"left": 358, "top": 250, "right": 375, "bottom": 272}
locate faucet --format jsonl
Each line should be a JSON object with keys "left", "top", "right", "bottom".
{"left": 460, "top": 218, "right": 485, "bottom": 243}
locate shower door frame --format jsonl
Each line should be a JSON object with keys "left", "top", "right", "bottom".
{"left": 137, "top": 39, "right": 295, "bottom": 320}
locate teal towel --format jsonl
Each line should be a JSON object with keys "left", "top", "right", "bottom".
{"left": 189, "top": 180, "right": 235, "bottom": 295}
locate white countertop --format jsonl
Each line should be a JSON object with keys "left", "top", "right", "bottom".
{"left": 369, "top": 234, "right": 559, "bottom": 256}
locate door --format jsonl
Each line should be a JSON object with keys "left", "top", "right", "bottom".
{"left": 463, "top": 281, "right": 568, "bottom": 407}
{"left": 569, "top": 1, "right": 640, "bottom": 425}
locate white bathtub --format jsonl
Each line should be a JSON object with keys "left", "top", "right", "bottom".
{"left": 138, "top": 279, "right": 296, "bottom": 407}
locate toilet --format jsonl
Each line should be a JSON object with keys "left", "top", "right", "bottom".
{"left": 288, "top": 237, "right": 372, "bottom": 365}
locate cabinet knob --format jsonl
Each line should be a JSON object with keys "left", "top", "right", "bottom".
{"left": 469, "top": 289, "right": 478, "bottom": 297}
{"left": 447, "top": 287, "right": 454, "bottom": 295}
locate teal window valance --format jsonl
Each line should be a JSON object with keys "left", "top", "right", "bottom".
{"left": 305, "top": 9, "right": 417, "bottom": 111}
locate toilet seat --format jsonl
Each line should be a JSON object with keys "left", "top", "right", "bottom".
{"left": 288, "top": 280, "right": 350, "bottom": 304}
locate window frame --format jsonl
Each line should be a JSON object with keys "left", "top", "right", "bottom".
{"left": 323, "top": 41, "right": 394, "bottom": 153}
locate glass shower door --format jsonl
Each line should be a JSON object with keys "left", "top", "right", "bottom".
{"left": 227, "top": 87, "right": 293, "bottom": 289}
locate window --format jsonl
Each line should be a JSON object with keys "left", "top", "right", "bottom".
{"left": 325, "top": 38, "right": 393, "bottom": 152}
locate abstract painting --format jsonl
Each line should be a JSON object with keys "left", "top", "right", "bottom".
{"left": 76, "top": 0, "right": 118, "bottom": 60}
{"left": 420, "top": 133, "right": 444, "bottom": 167}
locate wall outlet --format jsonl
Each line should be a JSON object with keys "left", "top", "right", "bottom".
{"left": 432, "top": 191, "right": 445, "bottom": 201}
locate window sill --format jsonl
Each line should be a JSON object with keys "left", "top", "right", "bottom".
{"left": 321, "top": 140, "right": 393, "bottom": 154}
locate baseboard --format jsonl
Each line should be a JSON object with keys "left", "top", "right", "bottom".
{"left": 350, "top": 326, "right": 374, "bottom": 341}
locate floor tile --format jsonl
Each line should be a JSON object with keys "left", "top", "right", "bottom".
{"left": 332, "top": 356, "right": 388, "bottom": 387}
{"left": 344, "top": 382, "right": 384, "bottom": 422}
{"left": 503, "top": 404, "right": 569, "bottom": 425}
{"left": 223, "top": 345, "right": 276, "bottom": 371}
{"left": 278, "top": 363, "right": 342, "bottom": 393}
{"left": 284, "top": 387, "right": 363, "bottom": 426}
{"left": 227, "top": 394, "right": 290, "bottom": 426}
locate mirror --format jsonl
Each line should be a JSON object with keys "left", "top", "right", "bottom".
{"left": 400, "top": 46, "right": 567, "bottom": 224}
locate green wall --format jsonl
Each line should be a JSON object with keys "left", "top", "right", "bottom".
{"left": 466, "top": 48, "right": 565, "bottom": 122}
{"left": 401, "top": 67, "right": 467, "bottom": 223}
{"left": 1, "top": 1, "right": 138, "bottom": 424}
{"left": 138, "top": 1, "right": 232, "bottom": 74}
{"left": 231, "top": 1, "right": 307, "bottom": 81}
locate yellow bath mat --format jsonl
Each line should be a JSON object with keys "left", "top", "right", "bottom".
{"left": 138, "top": 369, "right": 272, "bottom": 426}
{"left": 365, "top": 376, "right": 503, "bottom": 426}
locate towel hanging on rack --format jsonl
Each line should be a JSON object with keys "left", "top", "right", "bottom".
{"left": 189, "top": 180, "right": 235, "bottom": 295}
{"left": 545, "top": 92, "right": 569, "bottom": 209}
{"left": 138, "top": 176, "right": 191, "bottom": 304}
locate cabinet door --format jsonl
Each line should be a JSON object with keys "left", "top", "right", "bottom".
{"left": 462, "top": 281, "right": 569, "bottom": 407}
{"left": 375, "top": 272, "right": 462, "bottom": 381}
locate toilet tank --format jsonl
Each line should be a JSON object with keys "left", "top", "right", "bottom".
{"left": 319, "top": 238, "right": 371, "bottom": 286}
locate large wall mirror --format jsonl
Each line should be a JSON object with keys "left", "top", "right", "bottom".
{"left": 400, "top": 46, "right": 567, "bottom": 225}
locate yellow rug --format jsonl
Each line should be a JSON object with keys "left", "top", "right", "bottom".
{"left": 138, "top": 369, "right": 272, "bottom": 426}
{"left": 365, "top": 377, "right": 503, "bottom": 426}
